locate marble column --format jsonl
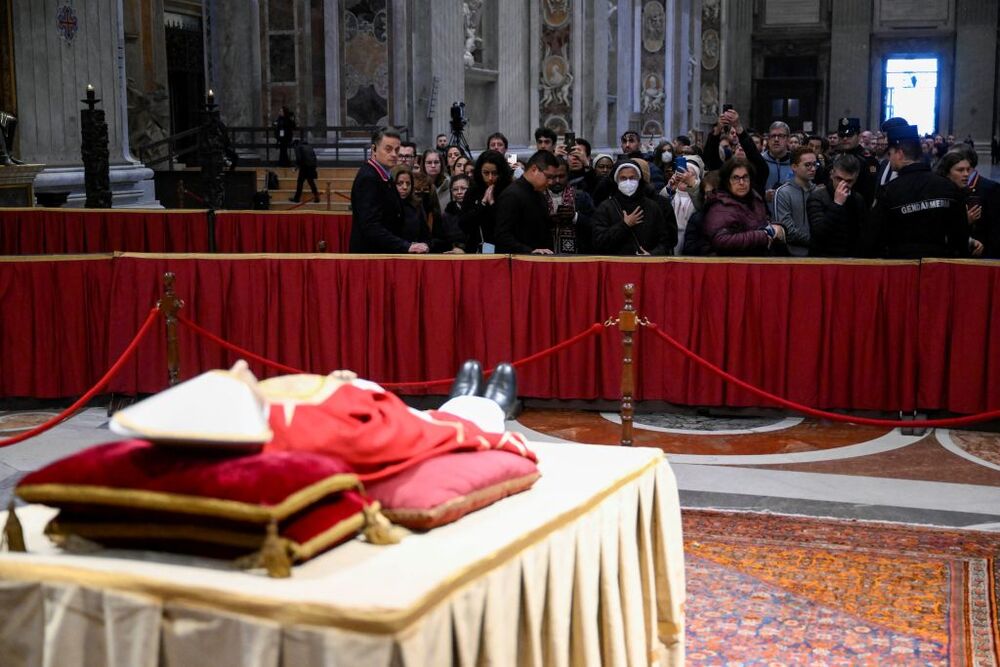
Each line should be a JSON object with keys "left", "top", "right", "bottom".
{"left": 498, "top": 0, "right": 532, "bottom": 148}
{"left": 12, "top": 0, "right": 157, "bottom": 206}
{"left": 953, "top": 0, "right": 998, "bottom": 149}
{"left": 408, "top": 0, "right": 464, "bottom": 145}
{"left": 720, "top": 0, "right": 751, "bottom": 121}
{"left": 827, "top": 0, "right": 871, "bottom": 131}
{"left": 205, "top": 0, "right": 262, "bottom": 129}
{"left": 615, "top": 0, "right": 636, "bottom": 137}
{"left": 583, "top": 0, "right": 610, "bottom": 147}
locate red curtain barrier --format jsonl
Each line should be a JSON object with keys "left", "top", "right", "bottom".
{"left": 0, "top": 208, "right": 211, "bottom": 254}
{"left": 510, "top": 257, "right": 921, "bottom": 410}
{"left": 917, "top": 259, "right": 1000, "bottom": 414}
{"left": 104, "top": 254, "right": 512, "bottom": 395}
{"left": 213, "top": 211, "right": 352, "bottom": 253}
{"left": 0, "top": 255, "right": 115, "bottom": 398}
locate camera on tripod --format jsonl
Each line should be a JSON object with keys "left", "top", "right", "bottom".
{"left": 450, "top": 102, "right": 467, "bottom": 134}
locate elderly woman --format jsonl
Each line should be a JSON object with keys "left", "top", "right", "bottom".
{"left": 591, "top": 161, "right": 671, "bottom": 255}
{"left": 703, "top": 157, "right": 785, "bottom": 255}
{"left": 935, "top": 150, "right": 986, "bottom": 257}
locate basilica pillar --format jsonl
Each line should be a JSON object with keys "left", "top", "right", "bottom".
{"left": 720, "top": 0, "right": 751, "bottom": 123}
{"left": 827, "top": 0, "right": 871, "bottom": 131}
{"left": 953, "top": 0, "right": 998, "bottom": 149}
{"left": 11, "top": 0, "right": 157, "bottom": 206}
{"left": 204, "top": 0, "right": 262, "bottom": 130}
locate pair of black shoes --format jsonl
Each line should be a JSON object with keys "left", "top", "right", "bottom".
{"left": 448, "top": 360, "right": 519, "bottom": 419}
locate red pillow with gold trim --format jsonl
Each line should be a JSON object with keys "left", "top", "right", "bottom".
{"left": 364, "top": 449, "right": 540, "bottom": 530}
{"left": 16, "top": 439, "right": 393, "bottom": 576}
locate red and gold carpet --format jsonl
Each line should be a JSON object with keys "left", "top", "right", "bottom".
{"left": 684, "top": 511, "right": 1000, "bottom": 666}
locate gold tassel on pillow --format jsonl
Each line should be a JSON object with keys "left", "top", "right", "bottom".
{"left": 2, "top": 500, "right": 26, "bottom": 552}
{"left": 362, "top": 503, "right": 401, "bottom": 545}
{"left": 235, "top": 520, "right": 292, "bottom": 578}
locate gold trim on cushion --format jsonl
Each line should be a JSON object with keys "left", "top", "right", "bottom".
{"left": 45, "top": 518, "right": 267, "bottom": 550}
{"left": 16, "top": 473, "right": 361, "bottom": 524}
{"left": 0, "top": 454, "right": 662, "bottom": 635}
{"left": 383, "top": 472, "right": 541, "bottom": 529}
{"left": 291, "top": 511, "right": 368, "bottom": 561}
{"left": 509, "top": 255, "right": 920, "bottom": 266}
{"left": 114, "top": 252, "right": 511, "bottom": 261}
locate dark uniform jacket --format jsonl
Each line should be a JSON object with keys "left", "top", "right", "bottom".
{"left": 494, "top": 178, "right": 553, "bottom": 253}
{"left": 867, "top": 162, "right": 968, "bottom": 259}
{"left": 349, "top": 161, "right": 409, "bottom": 253}
{"left": 968, "top": 171, "right": 1000, "bottom": 258}
{"left": 807, "top": 183, "right": 866, "bottom": 257}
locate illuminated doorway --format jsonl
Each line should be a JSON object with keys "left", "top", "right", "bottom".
{"left": 883, "top": 57, "right": 938, "bottom": 136}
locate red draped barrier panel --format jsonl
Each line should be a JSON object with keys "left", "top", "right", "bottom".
{"left": 917, "top": 259, "right": 1000, "bottom": 414}
{"left": 213, "top": 211, "right": 352, "bottom": 253}
{"left": 0, "top": 208, "right": 211, "bottom": 254}
{"left": 510, "top": 257, "right": 921, "bottom": 410}
{"left": 104, "top": 254, "right": 512, "bottom": 395}
{"left": 0, "top": 253, "right": 998, "bottom": 416}
{"left": 0, "top": 256, "right": 115, "bottom": 397}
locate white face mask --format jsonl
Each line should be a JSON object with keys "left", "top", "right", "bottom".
{"left": 617, "top": 178, "right": 639, "bottom": 197}
{"left": 513, "top": 166, "right": 525, "bottom": 180}
{"left": 662, "top": 150, "right": 673, "bottom": 162}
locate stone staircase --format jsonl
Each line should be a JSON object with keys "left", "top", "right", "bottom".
{"left": 256, "top": 166, "right": 357, "bottom": 212}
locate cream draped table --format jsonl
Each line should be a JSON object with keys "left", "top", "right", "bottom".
{"left": 0, "top": 441, "right": 685, "bottom": 667}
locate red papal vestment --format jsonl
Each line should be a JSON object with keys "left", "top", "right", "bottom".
{"left": 260, "top": 373, "right": 534, "bottom": 482}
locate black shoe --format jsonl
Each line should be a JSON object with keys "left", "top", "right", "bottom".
{"left": 482, "top": 363, "right": 517, "bottom": 419}
{"left": 448, "top": 359, "right": 483, "bottom": 399}
{"left": 288, "top": 196, "right": 300, "bottom": 203}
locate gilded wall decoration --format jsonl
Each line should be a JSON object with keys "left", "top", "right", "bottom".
{"left": 701, "top": 28, "right": 719, "bottom": 71}
{"left": 342, "top": 0, "right": 389, "bottom": 126}
{"left": 642, "top": 1, "right": 665, "bottom": 53}
{"left": 539, "top": 1, "right": 572, "bottom": 132}
{"left": 700, "top": 0, "right": 721, "bottom": 123}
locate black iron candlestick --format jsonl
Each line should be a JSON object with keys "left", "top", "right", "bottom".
{"left": 199, "top": 89, "right": 226, "bottom": 210}
{"left": 80, "top": 84, "right": 112, "bottom": 208}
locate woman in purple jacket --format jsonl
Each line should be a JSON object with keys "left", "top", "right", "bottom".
{"left": 703, "top": 158, "right": 786, "bottom": 256}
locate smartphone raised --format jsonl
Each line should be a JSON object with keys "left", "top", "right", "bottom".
{"left": 722, "top": 104, "right": 734, "bottom": 113}
{"left": 673, "top": 155, "right": 688, "bottom": 172}
{"left": 564, "top": 131, "right": 576, "bottom": 148}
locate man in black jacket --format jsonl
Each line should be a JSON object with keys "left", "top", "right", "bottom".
{"left": 808, "top": 154, "right": 866, "bottom": 257}
{"left": 867, "top": 125, "right": 968, "bottom": 258}
{"left": 494, "top": 150, "right": 561, "bottom": 254}
{"left": 349, "top": 128, "right": 429, "bottom": 254}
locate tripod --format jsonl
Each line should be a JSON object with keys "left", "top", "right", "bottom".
{"left": 448, "top": 125, "right": 473, "bottom": 160}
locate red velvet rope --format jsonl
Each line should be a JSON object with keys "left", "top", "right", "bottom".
{"left": 0, "top": 307, "right": 161, "bottom": 448}
{"left": 381, "top": 322, "right": 607, "bottom": 389}
{"left": 177, "top": 314, "right": 606, "bottom": 389}
{"left": 177, "top": 313, "right": 306, "bottom": 375}
{"left": 645, "top": 323, "right": 1000, "bottom": 428}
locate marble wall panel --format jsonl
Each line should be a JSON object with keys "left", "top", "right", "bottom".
{"left": 342, "top": 0, "right": 389, "bottom": 126}
{"left": 699, "top": 0, "right": 720, "bottom": 126}
{"left": 639, "top": 0, "right": 665, "bottom": 137}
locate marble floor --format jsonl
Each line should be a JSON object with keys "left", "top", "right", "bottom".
{"left": 2, "top": 404, "right": 1000, "bottom": 531}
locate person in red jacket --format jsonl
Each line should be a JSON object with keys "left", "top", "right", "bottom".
{"left": 703, "top": 157, "right": 786, "bottom": 256}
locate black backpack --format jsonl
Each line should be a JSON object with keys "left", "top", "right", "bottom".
{"left": 252, "top": 190, "right": 271, "bottom": 210}
{"left": 266, "top": 171, "right": 279, "bottom": 190}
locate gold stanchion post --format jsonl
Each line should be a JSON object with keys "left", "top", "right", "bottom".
{"left": 619, "top": 283, "right": 636, "bottom": 446}
{"left": 159, "top": 272, "right": 184, "bottom": 386}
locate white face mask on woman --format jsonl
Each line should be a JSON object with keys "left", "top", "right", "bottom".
{"left": 662, "top": 150, "right": 673, "bottom": 163}
{"left": 617, "top": 178, "right": 639, "bottom": 197}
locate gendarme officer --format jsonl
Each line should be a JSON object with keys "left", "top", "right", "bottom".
{"left": 834, "top": 117, "right": 879, "bottom": 208}
{"left": 867, "top": 124, "right": 968, "bottom": 258}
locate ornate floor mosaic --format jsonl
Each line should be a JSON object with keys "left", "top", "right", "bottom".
{"left": 684, "top": 510, "right": 1000, "bottom": 666}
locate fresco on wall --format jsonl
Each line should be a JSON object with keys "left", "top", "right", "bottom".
{"left": 342, "top": 0, "right": 389, "bottom": 126}
{"left": 539, "top": 0, "right": 572, "bottom": 133}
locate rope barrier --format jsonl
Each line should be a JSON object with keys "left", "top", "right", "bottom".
{"left": 177, "top": 314, "right": 306, "bottom": 375}
{"left": 177, "top": 314, "right": 607, "bottom": 390}
{"left": 644, "top": 322, "right": 1000, "bottom": 428}
{"left": 0, "top": 307, "right": 161, "bottom": 448}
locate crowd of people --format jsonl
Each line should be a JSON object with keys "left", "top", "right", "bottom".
{"left": 348, "top": 110, "right": 998, "bottom": 259}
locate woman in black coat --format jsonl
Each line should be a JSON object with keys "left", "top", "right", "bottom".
{"left": 591, "top": 162, "right": 671, "bottom": 255}
{"left": 459, "top": 150, "right": 513, "bottom": 252}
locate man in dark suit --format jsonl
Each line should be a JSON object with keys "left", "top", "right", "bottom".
{"left": 494, "top": 150, "right": 562, "bottom": 254}
{"left": 349, "top": 128, "right": 429, "bottom": 254}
